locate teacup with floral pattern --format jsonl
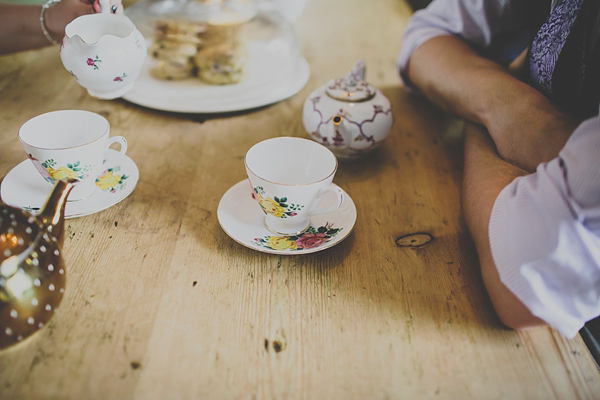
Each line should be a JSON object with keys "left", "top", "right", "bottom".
{"left": 245, "top": 137, "right": 342, "bottom": 235}
{"left": 19, "top": 110, "right": 127, "bottom": 201}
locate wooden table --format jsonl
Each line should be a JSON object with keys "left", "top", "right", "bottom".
{"left": 1, "top": 0, "right": 599, "bottom": 399}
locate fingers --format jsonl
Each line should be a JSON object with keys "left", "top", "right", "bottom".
{"left": 91, "top": 0, "right": 123, "bottom": 14}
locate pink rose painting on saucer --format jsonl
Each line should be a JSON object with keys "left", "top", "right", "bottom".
{"left": 252, "top": 222, "right": 341, "bottom": 251}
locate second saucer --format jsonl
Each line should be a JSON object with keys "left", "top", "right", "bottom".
{"left": 218, "top": 180, "right": 357, "bottom": 255}
{"left": 1, "top": 149, "right": 139, "bottom": 219}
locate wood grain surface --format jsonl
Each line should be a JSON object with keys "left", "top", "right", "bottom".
{"left": 0, "top": 0, "right": 599, "bottom": 399}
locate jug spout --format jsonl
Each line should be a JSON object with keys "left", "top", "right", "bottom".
{"left": 37, "top": 179, "right": 76, "bottom": 245}
{"left": 66, "top": 34, "right": 91, "bottom": 52}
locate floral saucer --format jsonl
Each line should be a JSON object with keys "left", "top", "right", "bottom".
{"left": 1, "top": 149, "right": 139, "bottom": 219}
{"left": 217, "top": 180, "right": 357, "bottom": 255}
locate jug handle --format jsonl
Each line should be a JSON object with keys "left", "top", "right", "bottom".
{"left": 98, "top": 0, "right": 114, "bottom": 14}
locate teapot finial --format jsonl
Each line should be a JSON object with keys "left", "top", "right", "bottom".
{"left": 325, "top": 60, "right": 375, "bottom": 102}
{"left": 37, "top": 179, "right": 76, "bottom": 245}
{"left": 344, "top": 60, "right": 366, "bottom": 87}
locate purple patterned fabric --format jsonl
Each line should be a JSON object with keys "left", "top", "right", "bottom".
{"left": 529, "top": 0, "right": 584, "bottom": 97}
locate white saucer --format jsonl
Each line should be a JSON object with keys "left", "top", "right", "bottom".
{"left": 1, "top": 149, "right": 139, "bottom": 219}
{"left": 217, "top": 180, "right": 357, "bottom": 255}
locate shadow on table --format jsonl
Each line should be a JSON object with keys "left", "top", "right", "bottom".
{"left": 215, "top": 225, "right": 357, "bottom": 269}
{"left": 333, "top": 84, "right": 508, "bottom": 332}
{"left": 333, "top": 85, "right": 465, "bottom": 187}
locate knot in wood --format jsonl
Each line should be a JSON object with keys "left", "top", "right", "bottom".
{"left": 395, "top": 232, "right": 433, "bottom": 249}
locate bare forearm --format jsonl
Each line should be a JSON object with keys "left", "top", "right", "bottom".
{"left": 0, "top": 0, "right": 120, "bottom": 55}
{"left": 0, "top": 4, "right": 50, "bottom": 54}
{"left": 407, "top": 36, "right": 579, "bottom": 171}
{"left": 407, "top": 36, "right": 496, "bottom": 124}
{"left": 462, "top": 123, "right": 545, "bottom": 330}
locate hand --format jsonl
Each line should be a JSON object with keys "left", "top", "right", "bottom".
{"left": 45, "top": 0, "right": 124, "bottom": 40}
{"left": 406, "top": 36, "right": 581, "bottom": 172}
{"left": 483, "top": 90, "right": 581, "bottom": 172}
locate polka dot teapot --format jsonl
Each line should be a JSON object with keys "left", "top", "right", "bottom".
{"left": 0, "top": 179, "right": 74, "bottom": 349}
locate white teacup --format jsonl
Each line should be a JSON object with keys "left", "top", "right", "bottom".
{"left": 18, "top": 110, "right": 127, "bottom": 202}
{"left": 245, "top": 137, "right": 343, "bottom": 235}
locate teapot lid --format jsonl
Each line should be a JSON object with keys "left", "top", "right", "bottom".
{"left": 325, "top": 60, "right": 376, "bottom": 102}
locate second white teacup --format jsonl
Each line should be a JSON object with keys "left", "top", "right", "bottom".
{"left": 245, "top": 137, "right": 343, "bottom": 235}
{"left": 19, "top": 110, "right": 127, "bottom": 202}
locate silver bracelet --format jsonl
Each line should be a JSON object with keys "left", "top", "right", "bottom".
{"left": 40, "top": 0, "right": 62, "bottom": 45}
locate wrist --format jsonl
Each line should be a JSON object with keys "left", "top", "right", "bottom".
{"left": 40, "top": 0, "right": 63, "bottom": 44}
{"left": 484, "top": 81, "right": 579, "bottom": 169}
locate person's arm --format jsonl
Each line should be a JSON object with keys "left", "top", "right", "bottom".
{"left": 464, "top": 118, "right": 600, "bottom": 338}
{"left": 407, "top": 36, "right": 580, "bottom": 172}
{"left": 0, "top": 0, "right": 123, "bottom": 55}
{"left": 398, "top": 0, "right": 581, "bottom": 171}
{"left": 462, "top": 122, "right": 546, "bottom": 329}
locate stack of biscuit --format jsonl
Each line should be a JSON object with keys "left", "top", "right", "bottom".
{"left": 150, "top": 18, "right": 246, "bottom": 85}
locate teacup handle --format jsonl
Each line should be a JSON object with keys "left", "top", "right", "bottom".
{"left": 308, "top": 186, "right": 343, "bottom": 217}
{"left": 105, "top": 136, "right": 128, "bottom": 160}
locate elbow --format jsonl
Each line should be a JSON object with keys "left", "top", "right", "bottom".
{"left": 493, "top": 305, "right": 546, "bottom": 331}
{"left": 479, "top": 252, "right": 547, "bottom": 331}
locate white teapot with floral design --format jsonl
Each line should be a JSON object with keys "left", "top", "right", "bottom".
{"left": 302, "top": 60, "right": 394, "bottom": 158}
{"left": 60, "top": 10, "right": 147, "bottom": 100}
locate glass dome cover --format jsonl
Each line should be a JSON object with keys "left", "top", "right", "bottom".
{"left": 125, "top": 0, "right": 302, "bottom": 86}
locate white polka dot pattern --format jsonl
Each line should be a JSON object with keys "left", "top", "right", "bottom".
{"left": 1, "top": 200, "right": 68, "bottom": 349}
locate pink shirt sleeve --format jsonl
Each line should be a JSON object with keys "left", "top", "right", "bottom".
{"left": 489, "top": 115, "right": 600, "bottom": 338}
{"left": 397, "top": 0, "right": 528, "bottom": 87}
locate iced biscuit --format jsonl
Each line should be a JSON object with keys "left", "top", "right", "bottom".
{"left": 150, "top": 40, "right": 199, "bottom": 60}
{"left": 154, "top": 19, "right": 209, "bottom": 45}
{"left": 194, "top": 43, "right": 245, "bottom": 84}
{"left": 150, "top": 57, "right": 196, "bottom": 80}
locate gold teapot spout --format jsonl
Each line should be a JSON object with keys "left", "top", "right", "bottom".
{"left": 37, "top": 179, "right": 76, "bottom": 246}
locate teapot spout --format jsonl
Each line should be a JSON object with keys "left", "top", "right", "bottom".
{"left": 37, "top": 179, "right": 76, "bottom": 245}
{"left": 330, "top": 114, "right": 351, "bottom": 147}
